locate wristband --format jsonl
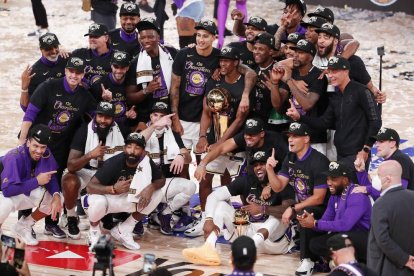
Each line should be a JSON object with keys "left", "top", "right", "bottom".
{"left": 177, "top": 153, "right": 184, "bottom": 159}
{"left": 142, "top": 88, "right": 148, "bottom": 95}
{"left": 199, "top": 135, "right": 207, "bottom": 139}
{"left": 198, "top": 163, "right": 207, "bottom": 168}
{"left": 205, "top": 217, "right": 214, "bottom": 221}
{"left": 290, "top": 204, "right": 296, "bottom": 212}
{"left": 111, "top": 185, "right": 117, "bottom": 194}
{"left": 313, "top": 220, "right": 318, "bottom": 228}
{"left": 21, "top": 89, "right": 28, "bottom": 93}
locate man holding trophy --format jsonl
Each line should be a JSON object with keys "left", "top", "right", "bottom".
{"left": 182, "top": 150, "right": 296, "bottom": 266}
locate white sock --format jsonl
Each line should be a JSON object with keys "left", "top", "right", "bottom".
{"left": 252, "top": 232, "right": 265, "bottom": 248}
{"left": 90, "top": 224, "right": 100, "bottom": 231}
{"left": 205, "top": 231, "right": 218, "bottom": 247}
{"left": 119, "top": 215, "right": 139, "bottom": 233}
{"left": 67, "top": 207, "right": 77, "bottom": 217}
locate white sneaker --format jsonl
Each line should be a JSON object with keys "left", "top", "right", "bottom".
{"left": 88, "top": 228, "right": 102, "bottom": 251}
{"left": 14, "top": 217, "right": 38, "bottom": 246}
{"left": 295, "top": 258, "right": 314, "bottom": 276}
{"left": 184, "top": 216, "right": 205, "bottom": 237}
{"left": 110, "top": 225, "right": 140, "bottom": 250}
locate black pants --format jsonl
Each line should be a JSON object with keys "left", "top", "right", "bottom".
{"left": 309, "top": 231, "right": 369, "bottom": 263}
{"left": 299, "top": 205, "right": 326, "bottom": 261}
{"left": 31, "top": 0, "right": 48, "bottom": 28}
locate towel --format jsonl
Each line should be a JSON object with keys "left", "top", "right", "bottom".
{"left": 84, "top": 121, "right": 125, "bottom": 168}
{"left": 145, "top": 127, "right": 180, "bottom": 165}
{"left": 128, "top": 155, "right": 152, "bottom": 203}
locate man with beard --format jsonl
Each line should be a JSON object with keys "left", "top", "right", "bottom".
{"left": 227, "top": 14, "right": 268, "bottom": 69}
{"left": 280, "top": 32, "right": 305, "bottom": 59}
{"left": 250, "top": 32, "right": 289, "bottom": 132}
{"left": 314, "top": 23, "right": 384, "bottom": 102}
{"left": 287, "top": 56, "right": 382, "bottom": 172}
{"left": 20, "top": 33, "right": 68, "bottom": 110}
{"left": 145, "top": 102, "right": 196, "bottom": 235}
{"left": 83, "top": 132, "right": 165, "bottom": 250}
{"left": 72, "top": 23, "right": 113, "bottom": 88}
{"left": 126, "top": 18, "right": 177, "bottom": 131}
{"left": 61, "top": 102, "right": 127, "bottom": 239}
{"left": 0, "top": 125, "right": 62, "bottom": 246}
{"left": 266, "top": 122, "right": 329, "bottom": 276}
{"left": 188, "top": 47, "right": 249, "bottom": 237}
{"left": 109, "top": 2, "right": 141, "bottom": 58}
{"left": 18, "top": 57, "right": 97, "bottom": 239}
{"left": 297, "top": 161, "right": 371, "bottom": 267}
{"left": 272, "top": 39, "right": 328, "bottom": 155}
{"left": 90, "top": 50, "right": 137, "bottom": 128}
{"left": 183, "top": 150, "right": 295, "bottom": 266}
{"left": 192, "top": 118, "right": 289, "bottom": 236}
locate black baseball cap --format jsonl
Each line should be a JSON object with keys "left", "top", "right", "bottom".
{"left": 96, "top": 101, "right": 116, "bottom": 117}
{"left": 195, "top": 19, "right": 218, "bottom": 35}
{"left": 254, "top": 32, "right": 275, "bottom": 50}
{"left": 244, "top": 118, "right": 264, "bottom": 135}
{"left": 243, "top": 16, "right": 268, "bottom": 31}
{"left": 373, "top": 127, "right": 400, "bottom": 146}
{"left": 281, "top": 32, "right": 305, "bottom": 45}
{"left": 308, "top": 6, "right": 335, "bottom": 23}
{"left": 66, "top": 57, "right": 86, "bottom": 72}
{"left": 327, "top": 234, "right": 353, "bottom": 251}
{"left": 39, "top": 33, "right": 60, "bottom": 49}
{"left": 327, "top": 56, "right": 350, "bottom": 70}
{"left": 218, "top": 46, "right": 240, "bottom": 60}
{"left": 291, "top": 39, "right": 316, "bottom": 56}
{"left": 151, "top": 101, "right": 169, "bottom": 114}
{"left": 231, "top": 236, "right": 257, "bottom": 268}
{"left": 120, "top": 2, "right": 140, "bottom": 16}
{"left": 285, "top": 0, "right": 307, "bottom": 16}
{"left": 111, "top": 50, "right": 131, "bottom": 67}
{"left": 300, "top": 16, "right": 328, "bottom": 29}
{"left": 315, "top": 23, "right": 340, "bottom": 39}
{"left": 250, "top": 150, "right": 269, "bottom": 164}
{"left": 84, "top": 23, "right": 109, "bottom": 37}
{"left": 136, "top": 17, "right": 160, "bottom": 34}
{"left": 125, "top": 132, "right": 146, "bottom": 148}
{"left": 29, "top": 124, "right": 52, "bottom": 145}
{"left": 284, "top": 122, "right": 310, "bottom": 136}
{"left": 322, "top": 161, "right": 350, "bottom": 177}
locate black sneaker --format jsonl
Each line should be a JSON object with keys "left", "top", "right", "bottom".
{"left": 44, "top": 224, "right": 67, "bottom": 239}
{"left": 158, "top": 213, "right": 173, "bottom": 235}
{"left": 67, "top": 217, "right": 81, "bottom": 240}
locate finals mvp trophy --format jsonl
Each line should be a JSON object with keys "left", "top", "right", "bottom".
{"left": 206, "top": 88, "right": 231, "bottom": 142}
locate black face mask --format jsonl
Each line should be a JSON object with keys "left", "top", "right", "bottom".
{"left": 126, "top": 153, "right": 140, "bottom": 165}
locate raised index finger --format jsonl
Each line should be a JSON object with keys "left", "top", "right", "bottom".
{"left": 46, "top": 170, "right": 58, "bottom": 175}
{"left": 272, "top": 148, "right": 275, "bottom": 158}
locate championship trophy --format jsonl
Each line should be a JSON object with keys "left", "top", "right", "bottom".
{"left": 206, "top": 88, "right": 231, "bottom": 142}
{"left": 233, "top": 209, "right": 250, "bottom": 237}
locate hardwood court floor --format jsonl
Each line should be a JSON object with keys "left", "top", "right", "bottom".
{"left": 2, "top": 213, "right": 326, "bottom": 276}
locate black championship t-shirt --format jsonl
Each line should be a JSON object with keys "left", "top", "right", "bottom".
{"left": 28, "top": 56, "right": 68, "bottom": 97}
{"left": 72, "top": 48, "right": 113, "bottom": 87}
{"left": 90, "top": 73, "right": 129, "bottom": 124}
{"left": 227, "top": 41, "right": 256, "bottom": 70}
{"left": 94, "top": 152, "right": 163, "bottom": 186}
{"left": 204, "top": 76, "right": 246, "bottom": 145}
{"left": 125, "top": 46, "right": 178, "bottom": 122}
{"left": 109, "top": 28, "right": 141, "bottom": 58}
{"left": 290, "top": 66, "right": 328, "bottom": 143}
{"left": 279, "top": 147, "right": 329, "bottom": 203}
{"left": 389, "top": 149, "right": 414, "bottom": 190}
{"left": 250, "top": 62, "right": 277, "bottom": 124}
{"left": 233, "top": 130, "right": 288, "bottom": 172}
{"left": 172, "top": 47, "right": 221, "bottom": 122}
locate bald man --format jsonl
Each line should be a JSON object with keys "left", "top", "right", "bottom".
{"left": 367, "top": 160, "right": 414, "bottom": 275}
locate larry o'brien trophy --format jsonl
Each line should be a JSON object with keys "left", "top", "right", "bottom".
{"left": 233, "top": 209, "right": 250, "bottom": 237}
{"left": 206, "top": 87, "right": 231, "bottom": 142}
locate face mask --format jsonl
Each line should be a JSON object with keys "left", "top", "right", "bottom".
{"left": 371, "top": 175, "right": 382, "bottom": 191}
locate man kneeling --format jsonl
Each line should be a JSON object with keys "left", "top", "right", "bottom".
{"left": 0, "top": 125, "right": 62, "bottom": 245}
{"left": 182, "top": 150, "right": 295, "bottom": 265}
{"left": 83, "top": 132, "right": 165, "bottom": 250}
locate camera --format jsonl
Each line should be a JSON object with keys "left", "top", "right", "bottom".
{"left": 93, "top": 234, "right": 114, "bottom": 264}
{"left": 1, "top": 235, "right": 16, "bottom": 248}
{"left": 143, "top": 253, "right": 156, "bottom": 273}
{"left": 13, "top": 248, "right": 25, "bottom": 269}
{"left": 377, "top": 46, "right": 385, "bottom": 56}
